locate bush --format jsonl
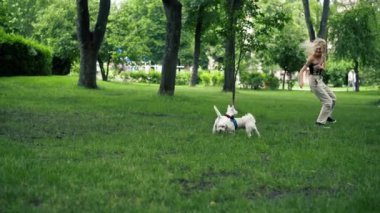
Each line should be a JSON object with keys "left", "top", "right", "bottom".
{"left": 326, "top": 60, "right": 352, "bottom": 87}
{"left": 147, "top": 71, "right": 161, "bottom": 84}
{"left": 52, "top": 56, "right": 71, "bottom": 75}
{"left": 211, "top": 71, "right": 224, "bottom": 86}
{"left": 199, "top": 71, "right": 212, "bottom": 86}
{"left": 240, "top": 72, "right": 265, "bottom": 90}
{"left": 264, "top": 74, "right": 280, "bottom": 90}
{"left": 130, "top": 71, "right": 148, "bottom": 83}
{"left": 176, "top": 71, "right": 190, "bottom": 85}
{"left": 0, "top": 30, "right": 52, "bottom": 76}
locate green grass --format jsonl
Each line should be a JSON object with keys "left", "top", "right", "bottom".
{"left": 0, "top": 76, "right": 379, "bottom": 212}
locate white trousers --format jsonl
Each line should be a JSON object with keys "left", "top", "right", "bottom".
{"left": 309, "top": 75, "right": 336, "bottom": 124}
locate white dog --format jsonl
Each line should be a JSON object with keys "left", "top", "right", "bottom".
{"left": 212, "top": 105, "right": 260, "bottom": 137}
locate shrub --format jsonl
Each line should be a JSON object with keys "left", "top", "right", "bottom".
{"left": 147, "top": 71, "right": 161, "bottom": 84}
{"left": 129, "top": 71, "right": 148, "bottom": 83}
{"left": 211, "top": 71, "right": 224, "bottom": 86}
{"left": 240, "top": 72, "right": 265, "bottom": 90}
{"left": 199, "top": 71, "right": 212, "bottom": 86}
{"left": 0, "top": 30, "right": 52, "bottom": 76}
{"left": 326, "top": 60, "right": 351, "bottom": 87}
{"left": 52, "top": 56, "right": 71, "bottom": 75}
{"left": 264, "top": 74, "right": 280, "bottom": 90}
{"left": 176, "top": 71, "right": 190, "bottom": 85}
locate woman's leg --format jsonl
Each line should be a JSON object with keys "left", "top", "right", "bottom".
{"left": 310, "top": 77, "right": 334, "bottom": 124}
{"left": 323, "top": 84, "right": 337, "bottom": 117}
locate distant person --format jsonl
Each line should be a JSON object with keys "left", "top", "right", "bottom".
{"left": 348, "top": 69, "right": 356, "bottom": 90}
{"left": 298, "top": 38, "right": 337, "bottom": 128}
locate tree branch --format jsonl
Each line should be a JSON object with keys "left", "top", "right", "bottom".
{"left": 302, "top": 0, "right": 316, "bottom": 41}
{"left": 76, "top": 0, "right": 91, "bottom": 43}
{"left": 318, "top": 0, "right": 330, "bottom": 39}
{"left": 94, "top": 0, "right": 110, "bottom": 50}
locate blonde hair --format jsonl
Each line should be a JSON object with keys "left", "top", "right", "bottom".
{"left": 302, "top": 38, "right": 327, "bottom": 57}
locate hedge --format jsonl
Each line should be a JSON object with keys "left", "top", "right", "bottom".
{"left": 0, "top": 30, "right": 52, "bottom": 76}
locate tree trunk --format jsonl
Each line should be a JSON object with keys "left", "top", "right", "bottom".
{"left": 106, "top": 58, "right": 110, "bottom": 80}
{"left": 302, "top": 0, "right": 316, "bottom": 41}
{"left": 282, "top": 71, "right": 286, "bottom": 90}
{"left": 190, "top": 5, "right": 204, "bottom": 87}
{"left": 97, "top": 56, "right": 107, "bottom": 81}
{"left": 224, "top": 32, "right": 235, "bottom": 92}
{"left": 159, "top": 0, "right": 182, "bottom": 96}
{"left": 287, "top": 72, "right": 292, "bottom": 91}
{"left": 318, "top": 0, "right": 330, "bottom": 40}
{"left": 223, "top": 0, "right": 241, "bottom": 92}
{"left": 76, "top": 0, "right": 110, "bottom": 88}
{"left": 354, "top": 59, "right": 360, "bottom": 92}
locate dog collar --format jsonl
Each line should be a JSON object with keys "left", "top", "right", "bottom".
{"left": 225, "top": 114, "right": 238, "bottom": 130}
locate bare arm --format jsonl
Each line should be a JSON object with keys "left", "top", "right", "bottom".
{"left": 299, "top": 61, "right": 310, "bottom": 89}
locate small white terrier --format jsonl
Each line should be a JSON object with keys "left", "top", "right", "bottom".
{"left": 212, "top": 105, "right": 260, "bottom": 137}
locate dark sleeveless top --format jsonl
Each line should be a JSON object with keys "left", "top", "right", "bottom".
{"left": 309, "top": 62, "right": 323, "bottom": 75}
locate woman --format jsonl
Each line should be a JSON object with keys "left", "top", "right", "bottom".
{"left": 299, "top": 38, "right": 336, "bottom": 127}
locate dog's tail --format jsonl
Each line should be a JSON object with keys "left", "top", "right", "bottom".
{"left": 213, "top": 105, "right": 222, "bottom": 118}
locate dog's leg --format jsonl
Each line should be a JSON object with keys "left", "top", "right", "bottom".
{"left": 212, "top": 118, "right": 219, "bottom": 133}
{"left": 253, "top": 125, "right": 261, "bottom": 137}
{"left": 245, "top": 126, "right": 252, "bottom": 138}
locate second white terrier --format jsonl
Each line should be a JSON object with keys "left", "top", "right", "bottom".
{"left": 212, "top": 105, "right": 260, "bottom": 137}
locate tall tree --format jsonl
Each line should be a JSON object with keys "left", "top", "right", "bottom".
{"left": 223, "top": 0, "right": 243, "bottom": 92}
{"left": 0, "top": 0, "right": 50, "bottom": 37}
{"left": 183, "top": 0, "right": 220, "bottom": 86}
{"left": 330, "top": 1, "right": 379, "bottom": 92}
{"left": 76, "top": 0, "right": 110, "bottom": 88}
{"left": 273, "top": 28, "right": 305, "bottom": 90}
{"left": 33, "top": 0, "right": 78, "bottom": 75}
{"left": 159, "top": 0, "right": 182, "bottom": 96}
{"left": 190, "top": 3, "right": 205, "bottom": 86}
{"left": 302, "top": 0, "right": 330, "bottom": 41}
{"left": 108, "top": 0, "right": 166, "bottom": 65}
{"left": 318, "top": 0, "right": 330, "bottom": 39}
{"left": 224, "top": 0, "right": 287, "bottom": 101}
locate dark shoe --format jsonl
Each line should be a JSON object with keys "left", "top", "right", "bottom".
{"left": 327, "top": 117, "right": 336, "bottom": 123}
{"left": 315, "top": 122, "right": 330, "bottom": 128}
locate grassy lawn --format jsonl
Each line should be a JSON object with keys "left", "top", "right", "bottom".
{"left": 0, "top": 76, "right": 379, "bottom": 212}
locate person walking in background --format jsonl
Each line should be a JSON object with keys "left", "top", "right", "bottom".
{"left": 348, "top": 69, "right": 356, "bottom": 90}
{"left": 299, "top": 38, "right": 337, "bottom": 128}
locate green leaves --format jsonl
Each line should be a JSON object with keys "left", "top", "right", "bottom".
{"left": 107, "top": 0, "right": 165, "bottom": 63}
{"left": 330, "top": 1, "right": 379, "bottom": 67}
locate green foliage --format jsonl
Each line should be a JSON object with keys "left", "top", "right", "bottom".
{"left": 240, "top": 72, "right": 265, "bottom": 90}
{"left": 32, "top": 0, "right": 78, "bottom": 75}
{"left": 198, "top": 70, "right": 224, "bottom": 86}
{"left": 122, "top": 71, "right": 150, "bottom": 83}
{"left": 264, "top": 74, "right": 280, "bottom": 90}
{"left": 121, "top": 70, "right": 187, "bottom": 85}
{"left": 326, "top": 60, "right": 352, "bottom": 87}
{"left": 147, "top": 70, "right": 161, "bottom": 84}
{"left": 119, "top": 70, "right": 224, "bottom": 86}
{"left": 271, "top": 26, "right": 306, "bottom": 74}
{"left": 199, "top": 71, "right": 212, "bottom": 86}
{"left": 210, "top": 71, "right": 224, "bottom": 86}
{"left": 176, "top": 71, "right": 191, "bottom": 85}
{"left": 108, "top": 0, "right": 166, "bottom": 64}
{"left": 361, "top": 66, "right": 380, "bottom": 86}
{"left": 0, "top": 76, "right": 379, "bottom": 212}
{"left": 0, "top": 0, "right": 50, "bottom": 36}
{"left": 0, "top": 30, "right": 52, "bottom": 76}
{"left": 240, "top": 72, "right": 280, "bottom": 90}
{"left": 330, "top": 1, "right": 380, "bottom": 68}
